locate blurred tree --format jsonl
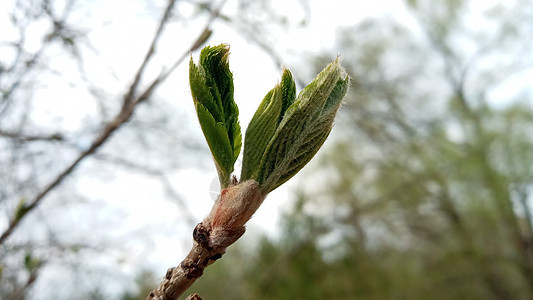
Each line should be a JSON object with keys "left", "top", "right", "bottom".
{"left": 303, "top": 0, "right": 533, "bottom": 298}
{"left": 173, "top": 0, "right": 533, "bottom": 299}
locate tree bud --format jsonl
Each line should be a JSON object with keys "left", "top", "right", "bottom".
{"left": 208, "top": 180, "right": 264, "bottom": 230}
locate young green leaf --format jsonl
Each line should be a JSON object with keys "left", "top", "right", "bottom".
{"left": 279, "top": 68, "right": 297, "bottom": 123}
{"left": 196, "top": 102, "right": 234, "bottom": 184}
{"left": 256, "top": 58, "right": 349, "bottom": 194}
{"left": 241, "top": 69, "right": 296, "bottom": 181}
{"left": 241, "top": 88, "right": 281, "bottom": 181}
{"left": 189, "top": 44, "right": 241, "bottom": 187}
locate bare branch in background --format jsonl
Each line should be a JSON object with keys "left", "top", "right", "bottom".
{"left": 0, "top": 0, "right": 218, "bottom": 245}
{"left": 0, "top": 0, "right": 168, "bottom": 244}
{"left": 0, "top": 130, "right": 64, "bottom": 142}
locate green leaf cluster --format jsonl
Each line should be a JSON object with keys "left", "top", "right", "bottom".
{"left": 190, "top": 44, "right": 348, "bottom": 193}
{"left": 189, "top": 44, "right": 241, "bottom": 188}
{"left": 241, "top": 58, "right": 349, "bottom": 194}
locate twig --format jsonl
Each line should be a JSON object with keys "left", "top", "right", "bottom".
{"left": 147, "top": 179, "right": 265, "bottom": 300}
{"left": 145, "top": 220, "right": 244, "bottom": 300}
{"left": 146, "top": 224, "right": 222, "bottom": 300}
{"left": 0, "top": 130, "right": 63, "bottom": 142}
{"left": 122, "top": 0, "right": 177, "bottom": 108}
{"left": 0, "top": 0, "right": 181, "bottom": 245}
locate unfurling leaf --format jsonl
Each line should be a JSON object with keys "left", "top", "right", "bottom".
{"left": 189, "top": 44, "right": 241, "bottom": 188}
{"left": 241, "top": 69, "right": 296, "bottom": 181}
{"left": 243, "top": 58, "right": 349, "bottom": 194}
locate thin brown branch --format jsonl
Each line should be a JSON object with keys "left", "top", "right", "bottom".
{"left": 162, "top": 0, "right": 227, "bottom": 79}
{"left": 10, "top": 269, "right": 39, "bottom": 300}
{"left": 146, "top": 224, "right": 219, "bottom": 300}
{"left": 145, "top": 222, "right": 237, "bottom": 300}
{"left": 0, "top": 0, "right": 179, "bottom": 245}
{"left": 147, "top": 179, "right": 264, "bottom": 299}
{"left": 0, "top": 97, "right": 137, "bottom": 244}
{"left": 0, "top": 130, "right": 63, "bottom": 142}
{"left": 122, "top": 0, "right": 177, "bottom": 109}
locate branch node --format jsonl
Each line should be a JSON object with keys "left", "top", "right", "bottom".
{"left": 193, "top": 222, "right": 211, "bottom": 250}
{"left": 165, "top": 267, "right": 175, "bottom": 280}
{"left": 181, "top": 258, "right": 204, "bottom": 279}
